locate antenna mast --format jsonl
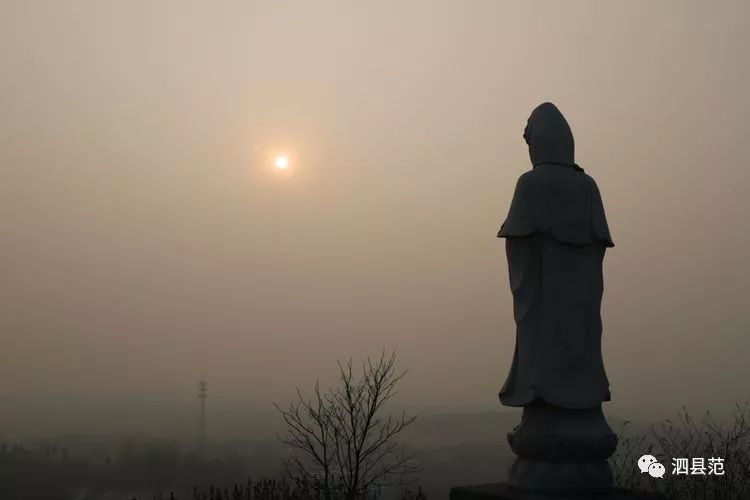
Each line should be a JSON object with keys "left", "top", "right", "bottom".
{"left": 198, "top": 378, "right": 207, "bottom": 454}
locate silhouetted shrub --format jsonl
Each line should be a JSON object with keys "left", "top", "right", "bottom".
{"left": 611, "top": 402, "right": 750, "bottom": 500}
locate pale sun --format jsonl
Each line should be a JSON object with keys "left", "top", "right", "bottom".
{"left": 274, "top": 154, "right": 289, "bottom": 170}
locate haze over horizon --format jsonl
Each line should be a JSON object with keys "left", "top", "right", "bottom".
{"left": 2, "top": 1, "right": 749, "bottom": 439}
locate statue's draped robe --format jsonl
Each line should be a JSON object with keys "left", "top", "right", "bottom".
{"left": 497, "top": 102, "right": 614, "bottom": 409}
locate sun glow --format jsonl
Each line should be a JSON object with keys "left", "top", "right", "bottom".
{"left": 263, "top": 148, "right": 297, "bottom": 178}
{"left": 274, "top": 154, "right": 289, "bottom": 170}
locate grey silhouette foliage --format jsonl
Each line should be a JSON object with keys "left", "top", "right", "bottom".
{"left": 610, "top": 402, "right": 750, "bottom": 499}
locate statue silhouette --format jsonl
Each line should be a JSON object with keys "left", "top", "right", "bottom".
{"left": 497, "top": 101, "right": 614, "bottom": 409}
{"left": 450, "top": 102, "right": 667, "bottom": 499}
{"left": 497, "top": 102, "right": 619, "bottom": 493}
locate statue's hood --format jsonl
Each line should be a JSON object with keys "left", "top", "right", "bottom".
{"left": 524, "top": 102, "right": 579, "bottom": 170}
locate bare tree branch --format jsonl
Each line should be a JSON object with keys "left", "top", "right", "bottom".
{"left": 275, "top": 350, "right": 419, "bottom": 500}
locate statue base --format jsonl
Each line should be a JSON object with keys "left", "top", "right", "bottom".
{"left": 506, "top": 400, "right": 618, "bottom": 492}
{"left": 449, "top": 483, "right": 667, "bottom": 500}
{"left": 449, "top": 401, "right": 667, "bottom": 499}
{"left": 508, "top": 459, "right": 614, "bottom": 492}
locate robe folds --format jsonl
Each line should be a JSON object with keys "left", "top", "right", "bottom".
{"left": 497, "top": 102, "right": 614, "bottom": 409}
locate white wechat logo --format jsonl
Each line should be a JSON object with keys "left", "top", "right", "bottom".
{"left": 638, "top": 454, "right": 665, "bottom": 478}
{"left": 649, "top": 462, "right": 666, "bottom": 478}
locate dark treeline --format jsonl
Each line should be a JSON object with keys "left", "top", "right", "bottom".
{"left": 153, "top": 479, "right": 427, "bottom": 500}
{"left": 0, "top": 441, "right": 248, "bottom": 500}
{"left": 0, "top": 441, "right": 423, "bottom": 500}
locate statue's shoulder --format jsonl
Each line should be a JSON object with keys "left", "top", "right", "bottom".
{"left": 581, "top": 172, "right": 606, "bottom": 197}
{"left": 581, "top": 171, "right": 597, "bottom": 185}
{"left": 514, "top": 168, "right": 557, "bottom": 195}
{"left": 514, "top": 169, "right": 538, "bottom": 189}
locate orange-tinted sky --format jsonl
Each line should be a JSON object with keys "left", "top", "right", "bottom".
{"left": 1, "top": 0, "right": 748, "bottom": 438}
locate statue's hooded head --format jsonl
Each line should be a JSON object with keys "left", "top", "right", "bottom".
{"left": 523, "top": 102, "right": 578, "bottom": 170}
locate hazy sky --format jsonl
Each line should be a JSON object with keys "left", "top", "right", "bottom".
{"left": 1, "top": 0, "right": 748, "bottom": 438}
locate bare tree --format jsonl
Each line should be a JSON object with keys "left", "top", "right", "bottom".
{"left": 275, "top": 351, "right": 419, "bottom": 500}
